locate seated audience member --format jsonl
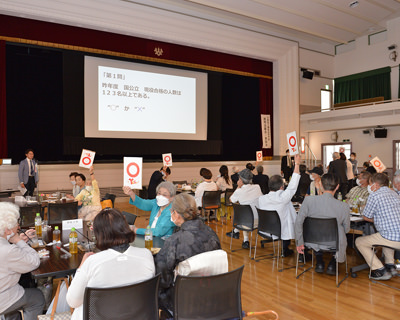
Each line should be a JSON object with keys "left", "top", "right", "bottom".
{"left": 294, "top": 164, "right": 311, "bottom": 201}
{"left": 295, "top": 174, "right": 350, "bottom": 274}
{"left": 194, "top": 168, "right": 218, "bottom": 208}
{"left": 123, "top": 181, "right": 176, "bottom": 238}
{"left": 0, "top": 202, "right": 45, "bottom": 320}
{"left": 363, "top": 161, "right": 377, "bottom": 174}
{"left": 393, "top": 173, "right": 400, "bottom": 196}
{"left": 148, "top": 166, "right": 171, "bottom": 199}
{"left": 67, "top": 173, "right": 86, "bottom": 200}
{"left": 75, "top": 166, "right": 102, "bottom": 221}
{"left": 345, "top": 171, "right": 371, "bottom": 207}
{"left": 258, "top": 154, "right": 301, "bottom": 257}
{"left": 252, "top": 165, "right": 269, "bottom": 195}
{"left": 67, "top": 208, "right": 155, "bottom": 320}
{"left": 355, "top": 173, "right": 400, "bottom": 280}
{"left": 246, "top": 163, "right": 256, "bottom": 174}
{"left": 215, "top": 165, "right": 233, "bottom": 221}
{"left": 307, "top": 166, "right": 323, "bottom": 196}
{"left": 69, "top": 172, "right": 80, "bottom": 197}
{"left": 215, "top": 165, "right": 233, "bottom": 191}
{"left": 231, "top": 167, "right": 240, "bottom": 186}
{"left": 155, "top": 193, "right": 220, "bottom": 316}
{"left": 226, "top": 169, "right": 263, "bottom": 249}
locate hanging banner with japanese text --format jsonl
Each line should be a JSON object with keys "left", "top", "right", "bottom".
{"left": 123, "top": 157, "right": 143, "bottom": 189}
{"left": 79, "top": 149, "right": 96, "bottom": 169}
{"left": 261, "top": 114, "right": 271, "bottom": 149}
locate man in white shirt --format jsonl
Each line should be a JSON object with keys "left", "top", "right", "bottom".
{"left": 226, "top": 169, "right": 263, "bottom": 249}
{"left": 258, "top": 154, "right": 301, "bottom": 257}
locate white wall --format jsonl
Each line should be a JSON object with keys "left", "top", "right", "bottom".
{"left": 299, "top": 48, "right": 334, "bottom": 108}
{"left": 307, "top": 126, "right": 400, "bottom": 169}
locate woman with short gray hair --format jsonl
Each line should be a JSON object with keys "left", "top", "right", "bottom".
{"left": 123, "top": 181, "right": 176, "bottom": 237}
{"left": 155, "top": 193, "right": 220, "bottom": 316}
{"left": 0, "top": 202, "right": 45, "bottom": 320}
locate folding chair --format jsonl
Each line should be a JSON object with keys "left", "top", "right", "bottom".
{"left": 295, "top": 217, "right": 348, "bottom": 287}
{"left": 201, "top": 190, "right": 222, "bottom": 223}
{"left": 174, "top": 266, "right": 244, "bottom": 320}
{"left": 47, "top": 201, "right": 78, "bottom": 224}
{"left": 83, "top": 274, "right": 160, "bottom": 320}
{"left": 230, "top": 204, "right": 257, "bottom": 257}
{"left": 19, "top": 204, "right": 43, "bottom": 228}
{"left": 369, "top": 244, "right": 400, "bottom": 291}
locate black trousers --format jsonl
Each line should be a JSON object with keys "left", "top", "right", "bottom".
{"left": 24, "top": 176, "right": 36, "bottom": 197}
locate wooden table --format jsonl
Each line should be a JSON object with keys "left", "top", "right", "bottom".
{"left": 32, "top": 230, "right": 165, "bottom": 279}
{"left": 0, "top": 189, "right": 19, "bottom": 197}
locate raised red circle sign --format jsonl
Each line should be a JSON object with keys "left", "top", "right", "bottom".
{"left": 164, "top": 156, "right": 171, "bottom": 162}
{"left": 126, "top": 162, "right": 140, "bottom": 178}
{"left": 373, "top": 160, "right": 381, "bottom": 167}
{"left": 289, "top": 136, "right": 296, "bottom": 147}
{"left": 82, "top": 157, "right": 92, "bottom": 165}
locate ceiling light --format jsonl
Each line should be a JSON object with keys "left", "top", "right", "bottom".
{"left": 349, "top": 1, "right": 359, "bottom": 8}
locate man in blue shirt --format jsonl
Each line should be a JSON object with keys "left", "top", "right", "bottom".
{"left": 355, "top": 173, "right": 400, "bottom": 280}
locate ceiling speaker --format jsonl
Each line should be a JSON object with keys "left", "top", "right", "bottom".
{"left": 302, "top": 70, "right": 314, "bottom": 80}
{"left": 374, "top": 128, "right": 387, "bottom": 138}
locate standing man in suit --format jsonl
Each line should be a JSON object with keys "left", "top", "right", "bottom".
{"left": 281, "top": 149, "right": 294, "bottom": 182}
{"left": 295, "top": 173, "right": 350, "bottom": 274}
{"left": 328, "top": 152, "right": 348, "bottom": 198}
{"left": 18, "top": 149, "right": 38, "bottom": 197}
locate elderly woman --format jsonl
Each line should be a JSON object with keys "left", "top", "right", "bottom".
{"left": 155, "top": 193, "right": 221, "bottom": 315}
{"left": 123, "top": 181, "right": 176, "bottom": 238}
{"left": 75, "top": 166, "right": 102, "bottom": 221}
{"left": 67, "top": 208, "right": 155, "bottom": 320}
{"left": 0, "top": 202, "right": 45, "bottom": 320}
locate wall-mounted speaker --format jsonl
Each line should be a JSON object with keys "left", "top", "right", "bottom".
{"left": 374, "top": 128, "right": 387, "bottom": 138}
{"left": 302, "top": 70, "right": 314, "bottom": 80}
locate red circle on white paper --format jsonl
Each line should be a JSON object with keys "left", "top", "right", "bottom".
{"left": 373, "top": 160, "right": 381, "bottom": 167}
{"left": 164, "top": 155, "right": 171, "bottom": 162}
{"left": 339, "top": 147, "right": 345, "bottom": 153}
{"left": 82, "top": 157, "right": 92, "bottom": 165}
{"left": 126, "top": 162, "right": 140, "bottom": 178}
{"left": 257, "top": 153, "right": 262, "bottom": 160}
{"left": 289, "top": 136, "right": 296, "bottom": 147}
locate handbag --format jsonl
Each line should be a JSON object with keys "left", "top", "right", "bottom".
{"left": 38, "top": 278, "right": 73, "bottom": 320}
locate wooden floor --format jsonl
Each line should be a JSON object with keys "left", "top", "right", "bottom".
{"left": 116, "top": 198, "right": 400, "bottom": 320}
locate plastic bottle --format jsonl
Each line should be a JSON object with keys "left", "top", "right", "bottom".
{"left": 337, "top": 192, "right": 342, "bottom": 201}
{"left": 53, "top": 226, "right": 61, "bottom": 242}
{"left": 69, "top": 227, "right": 78, "bottom": 254}
{"left": 145, "top": 225, "right": 153, "bottom": 250}
{"left": 35, "top": 213, "right": 42, "bottom": 237}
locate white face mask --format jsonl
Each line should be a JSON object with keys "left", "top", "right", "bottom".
{"left": 356, "top": 179, "right": 361, "bottom": 186}
{"left": 170, "top": 212, "right": 176, "bottom": 225}
{"left": 367, "top": 184, "right": 374, "bottom": 194}
{"left": 7, "top": 232, "right": 15, "bottom": 241}
{"left": 310, "top": 175, "right": 315, "bottom": 181}
{"left": 71, "top": 181, "right": 76, "bottom": 186}
{"left": 156, "top": 195, "right": 170, "bottom": 207}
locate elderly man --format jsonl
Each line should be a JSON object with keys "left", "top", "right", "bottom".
{"left": 393, "top": 173, "right": 400, "bottom": 196}
{"left": 345, "top": 171, "right": 371, "bottom": 208}
{"left": 226, "top": 169, "right": 263, "bottom": 249}
{"left": 355, "top": 173, "right": 400, "bottom": 280}
{"left": 328, "top": 152, "right": 348, "bottom": 198}
{"left": 258, "top": 154, "right": 301, "bottom": 257}
{"left": 295, "top": 174, "right": 350, "bottom": 274}
{"left": 0, "top": 202, "right": 45, "bottom": 320}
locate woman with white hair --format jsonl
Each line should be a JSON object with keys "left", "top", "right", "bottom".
{"left": 123, "top": 181, "right": 176, "bottom": 238}
{"left": 0, "top": 202, "right": 45, "bottom": 320}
